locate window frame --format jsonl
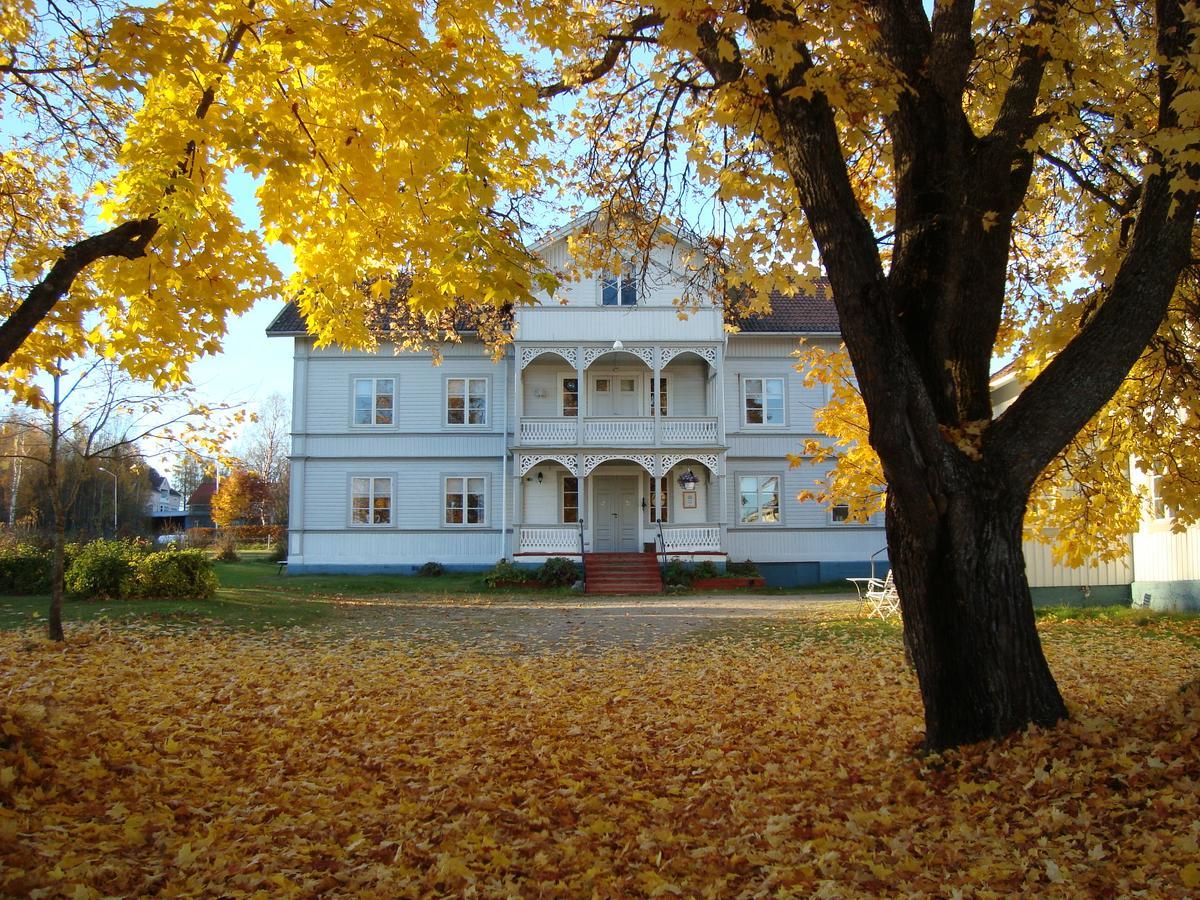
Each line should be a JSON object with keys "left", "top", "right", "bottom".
{"left": 348, "top": 474, "right": 394, "bottom": 528}
{"left": 737, "top": 473, "right": 783, "bottom": 526}
{"left": 445, "top": 376, "right": 489, "bottom": 428}
{"left": 1150, "top": 473, "right": 1173, "bottom": 520}
{"left": 600, "top": 270, "right": 638, "bottom": 306}
{"left": 561, "top": 473, "right": 580, "bottom": 525}
{"left": 351, "top": 376, "right": 397, "bottom": 428}
{"left": 650, "top": 376, "right": 669, "bottom": 416}
{"left": 742, "top": 376, "right": 787, "bottom": 428}
{"left": 443, "top": 474, "right": 488, "bottom": 527}
{"left": 561, "top": 377, "right": 579, "bottom": 418}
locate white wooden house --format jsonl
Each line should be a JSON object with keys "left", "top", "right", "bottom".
{"left": 267, "top": 222, "right": 887, "bottom": 585}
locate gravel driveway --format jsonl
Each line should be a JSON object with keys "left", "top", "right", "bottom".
{"left": 320, "top": 593, "right": 865, "bottom": 651}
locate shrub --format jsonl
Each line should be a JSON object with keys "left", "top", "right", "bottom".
{"left": 725, "top": 559, "right": 760, "bottom": 577}
{"left": 484, "top": 559, "right": 528, "bottom": 588}
{"left": 268, "top": 541, "right": 288, "bottom": 563}
{"left": 185, "top": 527, "right": 214, "bottom": 548}
{"left": 65, "top": 540, "right": 145, "bottom": 600}
{"left": 213, "top": 534, "right": 240, "bottom": 562}
{"left": 0, "top": 545, "right": 51, "bottom": 594}
{"left": 662, "top": 560, "right": 692, "bottom": 587}
{"left": 693, "top": 560, "right": 720, "bottom": 580}
{"left": 126, "top": 549, "right": 217, "bottom": 600}
{"left": 537, "top": 557, "right": 580, "bottom": 587}
{"left": 417, "top": 561, "right": 444, "bottom": 577}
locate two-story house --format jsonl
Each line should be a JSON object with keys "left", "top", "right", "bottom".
{"left": 267, "top": 221, "right": 887, "bottom": 586}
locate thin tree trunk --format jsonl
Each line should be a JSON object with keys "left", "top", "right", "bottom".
{"left": 888, "top": 471, "right": 1067, "bottom": 751}
{"left": 47, "top": 372, "right": 64, "bottom": 642}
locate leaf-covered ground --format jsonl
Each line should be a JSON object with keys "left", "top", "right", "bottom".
{"left": 2, "top": 615, "right": 1198, "bottom": 897}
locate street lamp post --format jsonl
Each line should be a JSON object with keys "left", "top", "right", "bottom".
{"left": 97, "top": 467, "right": 118, "bottom": 538}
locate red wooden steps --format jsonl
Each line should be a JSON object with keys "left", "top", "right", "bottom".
{"left": 583, "top": 552, "right": 663, "bottom": 595}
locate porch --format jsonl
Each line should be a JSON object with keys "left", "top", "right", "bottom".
{"left": 516, "top": 343, "right": 723, "bottom": 448}
{"left": 511, "top": 453, "right": 726, "bottom": 559}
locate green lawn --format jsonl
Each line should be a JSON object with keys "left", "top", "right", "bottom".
{"left": 0, "top": 552, "right": 568, "bottom": 633}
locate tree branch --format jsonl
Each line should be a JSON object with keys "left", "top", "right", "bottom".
{"left": 537, "top": 13, "right": 664, "bottom": 99}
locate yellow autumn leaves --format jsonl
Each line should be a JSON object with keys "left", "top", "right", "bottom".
{"left": 1, "top": 616, "right": 1197, "bottom": 896}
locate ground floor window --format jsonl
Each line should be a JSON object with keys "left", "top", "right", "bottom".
{"left": 648, "top": 476, "right": 669, "bottom": 522}
{"left": 351, "top": 477, "right": 392, "bottom": 526}
{"left": 562, "top": 476, "right": 579, "bottom": 523}
{"left": 445, "top": 476, "right": 486, "bottom": 525}
{"left": 739, "top": 475, "right": 780, "bottom": 524}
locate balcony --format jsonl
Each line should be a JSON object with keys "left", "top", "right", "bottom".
{"left": 517, "top": 416, "right": 719, "bottom": 447}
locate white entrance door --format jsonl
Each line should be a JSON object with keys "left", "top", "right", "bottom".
{"left": 593, "top": 475, "right": 640, "bottom": 552}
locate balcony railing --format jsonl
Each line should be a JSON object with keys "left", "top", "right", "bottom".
{"left": 518, "top": 525, "right": 582, "bottom": 555}
{"left": 520, "top": 418, "right": 578, "bottom": 445}
{"left": 662, "top": 417, "right": 718, "bottom": 444}
{"left": 584, "top": 417, "right": 654, "bottom": 444}
{"left": 518, "top": 416, "right": 719, "bottom": 446}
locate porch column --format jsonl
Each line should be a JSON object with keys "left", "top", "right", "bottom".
{"left": 575, "top": 345, "right": 585, "bottom": 448}
{"left": 652, "top": 346, "right": 662, "bottom": 446}
{"left": 577, "top": 451, "right": 587, "bottom": 552}
{"left": 513, "top": 469, "right": 524, "bottom": 556}
{"left": 514, "top": 346, "right": 525, "bottom": 426}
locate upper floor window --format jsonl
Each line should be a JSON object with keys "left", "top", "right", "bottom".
{"left": 744, "top": 377, "right": 785, "bottom": 426}
{"left": 445, "top": 476, "right": 486, "bottom": 525}
{"left": 831, "top": 504, "right": 850, "bottom": 523}
{"left": 354, "top": 377, "right": 395, "bottom": 426}
{"left": 351, "top": 476, "right": 392, "bottom": 526}
{"left": 447, "top": 378, "right": 487, "bottom": 426}
{"left": 739, "top": 475, "right": 780, "bottom": 524}
{"left": 650, "top": 376, "right": 668, "bottom": 416}
{"left": 562, "top": 378, "right": 579, "bottom": 417}
{"left": 1150, "top": 473, "right": 1173, "bottom": 519}
{"left": 602, "top": 271, "right": 638, "bottom": 306}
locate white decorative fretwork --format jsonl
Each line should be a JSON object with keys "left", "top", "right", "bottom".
{"left": 518, "top": 526, "right": 580, "bottom": 554}
{"left": 660, "top": 525, "right": 721, "bottom": 552}
{"left": 582, "top": 453, "right": 658, "bottom": 476}
{"left": 659, "top": 346, "right": 718, "bottom": 368}
{"left": 583, "top": 417, "right": 654, "bottom": 445}
{"left": 660, "top": 453, "right": 721, "bottom": 477}
{"left": 520, "top": 346, "right": 578, "bottom": 370}
{"left": 518, "top": 453, "right": 579, "bottom": 476}
{"left": 661, "top": 418, "right": 718, "bottom": 444}
{"left": 519, "top": 418, "right": 577, "bottom": 445}
{"left": 583, "top": 345, "right": 655, "bottom": 369}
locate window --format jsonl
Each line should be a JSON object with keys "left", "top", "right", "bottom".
{"left": 1150, "top": 474, "right": 1172, "bottom": 519}
{"left": 650, "top": 377, "right": 668, "bottom": 416}
{"left": 351, "top": 477, "right": 392, "bottom": 526}
{"left": 744, "top": 377, "right": 785, "bottom": 426}
{"left": 831, "top": 504, "right": 850, "bottom": 523}
{"left": 648, "top": 477, "right": 668, "bottom": 523}
{"left": 562, "top": 476, "right": 579, "bottom": 524}
{"left": 447, "top": 378, "right": 487, "bottom": 426}
{"left": 353, "top": 378, "right": 395, "bottom": 426}
{"left": 739, "top": 475, "right": 780, "bottom": 524}
{"left": 562, "top": 378, "right": 578, "bottom": 417}
{"left": 445, "top": 476, "right": 486, "bottom": 525}
{"left": 602, "top": 271, "right": 638, "bottom": 306}
{"left": 595, "top": 378, "right": 609, "bottom": 393}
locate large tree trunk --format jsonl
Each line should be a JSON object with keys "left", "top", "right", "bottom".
{"left": 887, "top": 467, "right": 1067, "bottom": 751}
{"left": 47, "top": 519, "right": 65, "bottom": 642}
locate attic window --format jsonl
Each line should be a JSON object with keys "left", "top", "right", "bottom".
{"left": 602, "top": 271, "right": 638, "bottom": 306}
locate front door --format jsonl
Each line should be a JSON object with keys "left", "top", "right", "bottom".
{"left": 593, "top": 475, "right": 639, "bottom": 552}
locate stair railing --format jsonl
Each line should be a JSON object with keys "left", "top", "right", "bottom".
{"left": 655, "top": 520, "right": 668, "bottom": 579}
{"left": 578, "top": 518, "right": 586, "bottom": 591}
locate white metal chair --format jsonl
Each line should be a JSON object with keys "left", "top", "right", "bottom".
{"left": 847, "top": 570, "right": 901, "bottom": 619}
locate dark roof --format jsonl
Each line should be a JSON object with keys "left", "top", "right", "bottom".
{"left": 727, "top": 281, "right": 840, "bottom": 333}
{"left": 266, "top": 280, "right": 841, "bottom": 337}
{"left": 188, "top": 479, "right": 216, "bottom": 507}
{"left": 147, "top": 467, "right": 166, "bottom": 491}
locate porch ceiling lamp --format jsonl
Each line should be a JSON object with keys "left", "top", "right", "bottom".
{"left": 678, "top": 468, "right": 699, "bottom": 490}
{"left": 612, "top": 340, "right": 624, "bottom": 350}
{"left": 536, "top": 471, "right": 544, "bottom": 483}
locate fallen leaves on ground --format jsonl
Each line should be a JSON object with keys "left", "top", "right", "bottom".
{"left": 1, "top": 617, "right": 1198, "bottom": 897}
